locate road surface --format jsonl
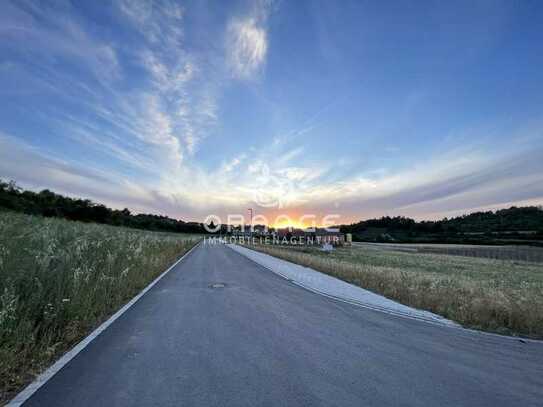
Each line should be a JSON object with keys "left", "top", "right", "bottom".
{"left": 20, "top": 243, "right": 543, "bottom": 406}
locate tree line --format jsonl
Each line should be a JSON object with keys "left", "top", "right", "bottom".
{"left": 340, "top": 206, "right": 543, "bottom": 244}
{"left": 0, "top": 180, "right": 206, "bottom": 234}
{"left": 2, "top": 178, "right": 542, "bottom": 243}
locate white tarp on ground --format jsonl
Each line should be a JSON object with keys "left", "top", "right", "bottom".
{"left": 228, "top": 244, "right": 458, "bottom": 327}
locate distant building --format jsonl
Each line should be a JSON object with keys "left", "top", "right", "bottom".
{"left": 231, "top": 224, "right": 270, "bottom": 238}
{"left": 275, "top": 227, "right": 345, "bottom": 245}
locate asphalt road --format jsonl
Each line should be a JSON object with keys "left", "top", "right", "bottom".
{"left": 22, "top": 243, "right": 543, "bottom": 406}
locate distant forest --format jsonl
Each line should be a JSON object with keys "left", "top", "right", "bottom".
{"left": 0, "top": 180, "right": 206, "bottom": 234}
{"left": 340, "top": 206, "right": 543, "bottom": 245}
{"left": 2, "top": 179, "right": 542, "bottom": 244}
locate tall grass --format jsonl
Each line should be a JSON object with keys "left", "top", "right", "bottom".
{"left": 0, "top": 211, "right": 199, "bottom": 403}
{"left": 249, "top": 244, "right": 543, "bottom": 338}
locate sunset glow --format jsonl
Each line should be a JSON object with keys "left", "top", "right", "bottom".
{"left": 270, "top": 218, "right": 309, "bottom": 230}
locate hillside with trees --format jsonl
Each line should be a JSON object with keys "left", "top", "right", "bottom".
{"left": 341, "top": 207, "right": 543, "bottom": 245}
{"left": 0, "top": 180, "right": 205, "bottom": 234}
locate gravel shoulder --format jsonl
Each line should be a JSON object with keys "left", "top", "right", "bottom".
{"left": 228, "top": 243, "right": 458, "bottom": 327}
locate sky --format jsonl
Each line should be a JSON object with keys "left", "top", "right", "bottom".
{"left": 1, "top": 0, "right": 543, "bottom": 227}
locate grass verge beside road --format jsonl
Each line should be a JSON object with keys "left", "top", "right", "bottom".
{"left": 248, "top": 243, "right": 543, "bottom": 338}
{"left": 0, "top": 211, "right": 200, "bottom": 403}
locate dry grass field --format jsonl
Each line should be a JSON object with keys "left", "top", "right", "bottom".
{"left": 250, "top": 243, "right": 543, "bottom": 338}
{"left": 353, "top": 242, "right": 543, "bottom": 262}
{"left": 0, "top": 211, "right": 200, "bottom": 403}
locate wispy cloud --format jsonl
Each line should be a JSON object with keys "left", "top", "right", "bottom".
{"left": 294, "top": 142, "right": 543, "bottom": 221}
{"left": 119, "top": 0, "right": 210, "bottom": 159}
{"left": 0, "top": 1, "right": 120, "bottom": 87}
{"left": 119, "top": 0, "right": 184, "bottom": 47}
{"left": 0, "top": 133, "right": 155, "bottom": 211}
{"left": 1, "top": 0, "right": 218, "bottom": 188}
{"left": 227, "top": 17, "right": 267, "bottom": 79}
{"left": 226, "top": 1, "right": 272, "bottom": 80}
{"left": 221, "top": 154, "right": 247, "bottom": 173}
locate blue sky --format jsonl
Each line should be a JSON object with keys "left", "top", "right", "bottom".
{"left": 1, "top": 0, "right": 542, "bottom": 225}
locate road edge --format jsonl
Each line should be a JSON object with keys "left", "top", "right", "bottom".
{"left": 225, "top": 243, "right": 456, "bottom": 327}
{"left": 226, "top": 243, "right": 543, "bottom": 345}
{"left": 7, "top": 240, "right": 201, "bottom": 407}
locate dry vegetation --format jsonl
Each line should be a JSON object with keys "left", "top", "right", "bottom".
{"left": 354, "top": 242, "right": 543, "bottom": 262}
{"left": 250, "top": 243, "right": 543, "bottom": 338}
{"left": 0, "top": 211, "right": 199, "bottom": 403}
